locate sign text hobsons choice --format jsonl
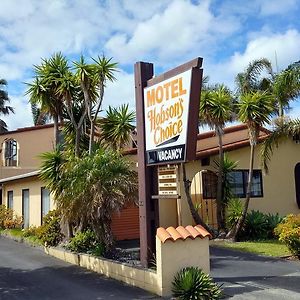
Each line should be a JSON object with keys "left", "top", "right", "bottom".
{"left": 146, "top": 77, "right": 186, "bottom": 146}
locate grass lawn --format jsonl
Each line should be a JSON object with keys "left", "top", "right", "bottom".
{"left": 211, "top": 239, "right": 292, "bottom": 257}
{"left": 4, "top": 228, "right": 23, "bottom": 237}
{"left": 0, "top": 228, "right": 42, "bottom": 245}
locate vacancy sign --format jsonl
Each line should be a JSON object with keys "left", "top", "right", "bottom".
{"left": 144, "top": 66, "right": 201, "bottom": 165}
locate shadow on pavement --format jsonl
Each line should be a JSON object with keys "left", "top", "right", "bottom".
{"left": 0, "top": 265, "right": 159, "bottom": 300}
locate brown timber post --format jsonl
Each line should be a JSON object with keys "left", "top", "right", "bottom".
{"left": 134, "top": 62, "right": 155, "bottom": 267}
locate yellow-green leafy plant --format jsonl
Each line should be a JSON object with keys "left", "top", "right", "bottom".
{"left": 172, "top": 266, "right": 223, "bottom": 300}
{"left": 37, "top": 210, "right": 64, "bottom": 246}
{"left": 0, "top": 205, "right": 23, "bottom": 229}
{"left": 275, "top": 214, "right": 300, "bottom": 258}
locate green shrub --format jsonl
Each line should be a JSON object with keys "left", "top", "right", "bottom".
{"left": 0, "top": 205, "right": 23, "bottom": 229}
{"left": 242, "top": 210, "right": 269, "bottom": 240}
{"left": 240, "top": 211, "right": 283, "bottom": 241}
{"left": 265, "top": 213, "right": 283, "bottom": 239}
{"left": 37, "top": 210, "right": 63, "bottom": 246}
{"left": 91, "top": 243, "right": 105, "bottom": 257}
{"left": 226, "top": 198, "right": 243, "bottom": 229}
{"left": 23, "top": 226, "right": 41, "bottom": 237}
{"left": 66, "top": 230, "right": 104, "bottom": 256}
{"left": 275, "top": 214, "right": 300, "bottom": 257}
{"left": 172, "top": 267, "right": 223, "bottom": 300}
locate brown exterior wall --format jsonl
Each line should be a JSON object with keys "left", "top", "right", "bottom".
{"left": 0, "top": 125, "right": 54, "bottom": 179}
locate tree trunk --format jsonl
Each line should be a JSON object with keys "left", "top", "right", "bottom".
{"left": 279, "top": 103, "right": 284, "bottom": 118}
{"left": 181, "top": 163, "right": 214, "bottom": 237}
{"left": 227, "top": 144, "right": 255, "bottom": 240}
{"left": 53, "top": 115, "right": 59, "bottom": 148}
{"left": 75, "top": 127, "right": 81, "bottom": 157}
{"left": 88, "top": 120, "right": 95, "bottom": 155}
{"left": 216, "top": 127, "right": 224, "bottom": 231}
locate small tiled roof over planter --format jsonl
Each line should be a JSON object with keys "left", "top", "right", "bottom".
{"left": 157, "top": 225, "right": 211, "bottom": 243}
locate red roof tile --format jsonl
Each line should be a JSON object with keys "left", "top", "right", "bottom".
{"left": 157, "top": 225, "right": 211, "bottom": 243}
{"left": 122, "top": 124, "right": 270, "bottom": 157}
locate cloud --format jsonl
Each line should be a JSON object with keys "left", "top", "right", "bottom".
{"left": 206, "top": 29, "right": 300, "bottom": 88}
{"left": 2, "top": 94, "right": 32, "bottom": 130}
{"left": 102, "top": 70, "right": 135, "bottom": 113}
{"left": 259, "top": 0, "right": 298, "bottom": 16}
{"left": 105, "top": 0, "right": 239, "bottom": 66}
{"left": 1, "top": 0, "right": 300, "bottom": 130}
{"left": 229, "top": 29, "right": 300, "bottom": 72}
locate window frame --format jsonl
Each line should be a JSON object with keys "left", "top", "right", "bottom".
{"left": 7, "top": 190, "right": 13, "bottom": 209}
{"left": 41, "top": 187, "right": 51, "bottom": 224}
{"left": 228, "top": 169, "right": 263, "bottom": 198}
{"left": 202, "top": 170, "right": 217, "bottom": 199}
{"left": 4, "top": 139, "right": 18, "bottom": 167}
{"left": 22, "top": 189, "right": 30, "bottom": 229}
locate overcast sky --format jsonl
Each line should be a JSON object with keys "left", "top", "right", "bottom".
{"left": 1, "top": 0, "right": 300, "bottom": 130}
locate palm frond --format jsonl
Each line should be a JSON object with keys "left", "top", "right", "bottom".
{"left": 236, "top": 58, "right": 273, "bottom": 94}
{"left": 261, "top": 118, "right": 300, "bottom": 173}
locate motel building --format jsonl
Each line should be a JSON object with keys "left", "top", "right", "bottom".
{"left": 0, "top": 124, "right": 139, "bottom": 241}
{"left": 1, "top": 122, "right": 299, "bottom": 240}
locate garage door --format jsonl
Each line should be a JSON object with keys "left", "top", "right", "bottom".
{"left": 111, "top": 204, "right": 140, "bottom": 241}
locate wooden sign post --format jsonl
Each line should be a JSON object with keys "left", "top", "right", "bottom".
{"left": 135, "top": 58, "right": 203, "bottom": 267}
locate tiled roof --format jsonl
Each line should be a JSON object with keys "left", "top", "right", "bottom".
{"left": 122, "top": 124, "right": 270, "bottom": 157}
{"left": 157, "top": 225, "right": 211, "bottom": 243}
{"left": 0, "top": 123, "right": 55, "bottom": 136}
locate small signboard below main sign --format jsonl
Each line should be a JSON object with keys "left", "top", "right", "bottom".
{"left": 158, "top": 166, "right": 178, "bottom": 196}
{"left": 143, "top": 64, "right": 202, "bottom": 165}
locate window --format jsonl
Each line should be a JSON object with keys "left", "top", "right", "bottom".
{"left": 7, "top": 191, "right": 13, "bottom": 209}
{"left": 228, "top": 170, "right": 263, "bottom": 198}
{"left": 202, "top": 171, "right": 217, "bottom": 199}
{"left": 22, "top": 189, "right": 30, "bottom": 229}
{"left": 4, "top": 139, "right": 18, "bottom": 166}
{"left": 41, "top": 187, "right": 50, "bottom": 222}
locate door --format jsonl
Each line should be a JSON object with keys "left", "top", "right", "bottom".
{"left": 294, "top": 163, "right": 300, "bottom": 209}
{"left": 22, "top": 189, "right": 29, "bottom": 229}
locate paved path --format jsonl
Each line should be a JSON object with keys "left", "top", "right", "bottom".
{"left": 2, "top": 236, "right": 300, "bottom": 299}
{"left": 0, "top": 236, "right": 158, "bottom": 300}
{"left": 210, "top": 246, "right": 300, "bottom": 299}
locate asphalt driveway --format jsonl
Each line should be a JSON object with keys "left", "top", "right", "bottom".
{"left": 1, "top": 235, "right": 300, "bottom": 299}
{"left": 210, "top": 246, "right": 300, "bottom": 299}
{"left": 0, "top": 236, "right": 158, "bottom": 300}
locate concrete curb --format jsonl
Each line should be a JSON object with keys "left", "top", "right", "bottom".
{"left": 0, "top": 231, "right": 43, "bottom": 250}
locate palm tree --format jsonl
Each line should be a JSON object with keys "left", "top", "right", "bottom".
{"left": 0, "top": 79, "right": 14, "bottom": 132}
{"left": 227, "top": 91, "right": 274, "bottom": 240}
{"left": 272, "top": 64, "right": 300, "bottom": 117}
{"left": 25, "top": 56, "right": 65, "bottom": 147}
{"left": 261, "top": 118, "right": 300, "bottom": 173}
{"left": 89, "top": 55, "right": 118, "bottom": 154}
{"left": 40, "top": 148, "right": 137, "bottom": 249}
{"left": 27, "top": 53, "right": 92, "bottom": 155}
{"left": 199, "top": 85, "right": 233, "bottom": 231}
{"left": 99, "top": 104, "right": 135, "bottom": 150}
{"left": 235, "top": 58, "right": 273, "bottom": 94}
{"left": 73, "top": 55, "right": 118, "bottom": 155}
{"left": 214, "top": 154, "right": 238, "bottom": 226}
{"left": 73, "top": 56, "right": 98, "bottom": 155}
{"left": 31, "top": 103, "right": 49, "bottom": 125}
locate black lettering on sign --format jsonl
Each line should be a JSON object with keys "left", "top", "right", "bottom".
{"left": 146, "top": 145, "right": 185, "bottom": 165}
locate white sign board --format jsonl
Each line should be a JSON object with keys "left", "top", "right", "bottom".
{"left": 144, "top": 70, "right": 192, "bottom": 165}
